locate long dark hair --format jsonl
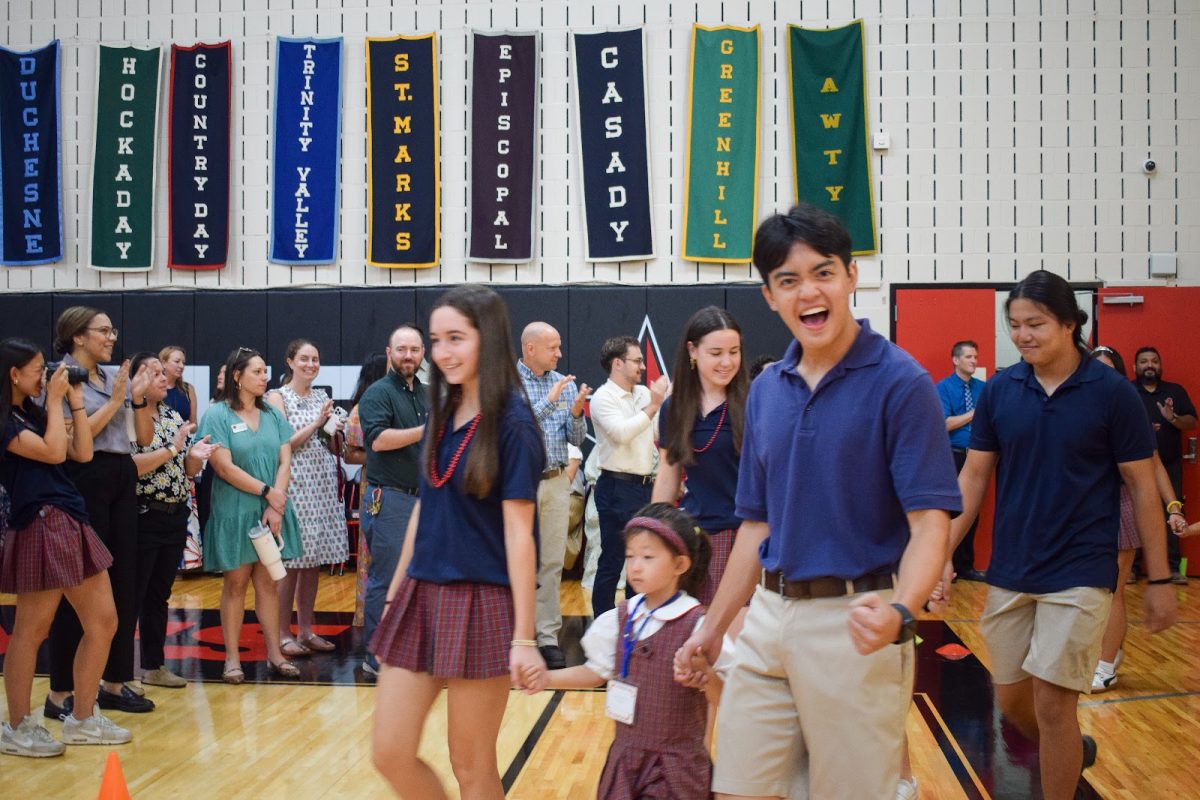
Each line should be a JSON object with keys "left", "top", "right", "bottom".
{"left": 0, "top": 337, "right": 48, "bottom": 441}
{"left": 423, "top": 285, "right": 522, "bottom": 499}
{"left": 351, "top": 352, "right": 389, "bottom": 408}
{"left": 663, "top": 307, "right": 748, "bottom": 467}
{"left": 279, "top": 338, "right": 318, "bottom": 385}
{"left": 624, "top": 502, "right": 713, "bottom": 597}
{"left": 1090, "top": 345, "right": 1127, "bottom": 378}
{"left": 1005, "top": 270, "right": 1089, "bottom": 355}
{"left": 219, "top": 347, "right": 268, "bottom": 411}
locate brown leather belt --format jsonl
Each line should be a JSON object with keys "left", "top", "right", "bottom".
{"left": 760, "top": 570, "right": 894, "bottom": 600}
{"left": 542, "top": 467, "right": 565, "bottom": 480}
{"left": 602, "top": 469, "right": 655, "bottom": 485}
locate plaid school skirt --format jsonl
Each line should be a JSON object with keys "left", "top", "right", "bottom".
{"left": 695, "top": 528, "right": 738, "bottom": 606}
{"left": 0, "top": 505, "right": 113, "bottom": 594}
{"left": 370, "top": 575, "right": 515, "bottom": 680}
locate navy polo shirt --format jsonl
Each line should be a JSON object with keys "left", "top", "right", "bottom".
{"left": 936, "top": 374, "right": 985, "bottom": 449}
{"left": 407, "top": 391, "right": 545, "bottom": 587}
{"left": 1, "top": 411, "right": 90, "bottom": 530}
{"left": 971, "top": 357, "right": 1155, "bottom": 594}
{"left": 658, "top": 396, "right": 740, "bottom": 531}
{"left": 736, "top": 320, "right": 962, "bottom": 581}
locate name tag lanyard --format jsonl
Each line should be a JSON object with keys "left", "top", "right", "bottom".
{"left": 620, "top": 592, "right": 681, "bottom": 678}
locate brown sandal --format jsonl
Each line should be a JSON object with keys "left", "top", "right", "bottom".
{"left": 279, "top": 637, "right": 312, "bottom": 658}
{"left": 298, "top": 633, "right": 337, "bottom": 652}
{"left": 268, "top": 660, "right": 301, "bottom": 678}
{"left": 222, "top": 666, "right": 245, "bottom": 685}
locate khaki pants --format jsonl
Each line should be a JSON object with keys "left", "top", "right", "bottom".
{"left": 535, "top": 473, "right": 571, "bottom": 646}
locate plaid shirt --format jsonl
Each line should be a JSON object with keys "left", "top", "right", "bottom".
{"left": 518, "top": 360, "right": 586, "bottom": 470}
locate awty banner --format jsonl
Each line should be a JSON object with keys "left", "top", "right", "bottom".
{"left": 571, "top": 28, "right": 654, "bottom": 262}
{"left": 270, "top": 36, "right": 343, "bottom": 265}
{"left": 168, "top": 42, "right": 231, "bottom": 269}
{"left": 682, "top": 25, "right": 759, "bottom": 263}
{"left": 0, "top": 41, "right": 62, "bottom": 266}
{"left": 367, "top": 34, "right": 439, "bottom": 268}
{"left": 90, "top": 43, "right": 161, "bottom": 271}
{"left": 788, "top": 21, "right": 877, "bottom": 254}
{"left": 468, "top": 31, "right": 538, "bottom": 264}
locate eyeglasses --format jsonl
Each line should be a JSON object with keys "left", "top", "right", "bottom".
{"left": 235, "top": 346, "right": 257, "bottom": 357}
{"left": 86, "top": 326, "right": 118, "bottom": 339}
{"left": 1091, "top": 346, "right": 1116, "bottom": 357}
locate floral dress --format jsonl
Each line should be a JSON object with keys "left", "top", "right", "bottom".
{"left": 276, "top": 386, "right": 348, "bottom": 567}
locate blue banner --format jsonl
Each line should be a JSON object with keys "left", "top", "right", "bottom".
{"left": 270, "top": 37, "right": 342, "bottom": 265}
{"left": 0, "top": 41, "right": 63, "bottom": 266}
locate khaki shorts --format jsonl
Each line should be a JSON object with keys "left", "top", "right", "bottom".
{"left": 981, "top": 585, "right": 1112, "bottom": 694}
{"left": 712, "top": 586, "right": 914, "bottom": 800}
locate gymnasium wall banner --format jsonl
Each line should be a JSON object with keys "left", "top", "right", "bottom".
{"left": 467, "top": 31, "right": 538, "bottom": 264}
{"left": 366, "top": 34, "right": 439, "bottom": 269}
{"left": 788, "top": 21, "right": 877, "bottom": 255}
{"left": 0, "top": 41, "right": 63, "bottom": 266}
{"left": 571, "top": 28, "right": 654, "bottom": 262}
{"left": 269, "top": 36, "right": 343, "bottom": 266}
{"left": 90, "top": 44, "right": 162, "bottom": 271}
{"left": 682, "top": 25, "right": 760, "bottom": 264}
{"left": 168, "top": 42, "right": 232, "bottom": 270}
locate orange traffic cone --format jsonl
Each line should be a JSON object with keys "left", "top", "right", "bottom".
{"left": 96, "top": 751, "right": 132, "bottom": 800}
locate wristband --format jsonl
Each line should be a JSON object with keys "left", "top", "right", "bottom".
{"left": 1147, "top": 577, "right": 1173, "bottom": 585}
{"left": 260, "top": 483, "right": 272, "bottom": 498}
{"left": 1166, "top": 500, "right": 1184, "bottom": 514}
{"left": 131, "top": 397, "right": 148, "bottom": 409}
{"left": 167, "top": 444, "right": 179, "bottom": 458}
{"left": 70, "top": 406, "right": 85, "bottom": 413}
{"left": 510, "top": 639, "right": 539, "bottom": 648}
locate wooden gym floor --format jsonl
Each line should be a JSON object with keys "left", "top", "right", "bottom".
{"left": 2, "top": 575, "right": 1198, "bottom": 799}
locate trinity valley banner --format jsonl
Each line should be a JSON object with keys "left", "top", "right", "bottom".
{"left": 571, "top": 28, "right": 654, "bottom": 262}
{"left": 682, "top": 25, "right": 760, "bottom": 263}
{"left": 90, "top": 44, "right": 161, "bottom": 271}
{"left": 270, "top": 37, "right": 343, "bottom": 266}
{"left": 168, "top": 42, "right": 232, "bottom": 270}
{"left": 0, "top": 41, "right": 62, "bottom": 266}
{"left": 788, "top": 21, "right": 877, "bottom": 255}
{"left": 367, "top": 34, "right": 439, "bottom": 268}
{"left": 468, "top": 31, "right": 538, "bottom": 264}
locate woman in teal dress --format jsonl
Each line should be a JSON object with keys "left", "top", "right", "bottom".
{"left": 197, "top": 348, "right": 303, "bottom": 682}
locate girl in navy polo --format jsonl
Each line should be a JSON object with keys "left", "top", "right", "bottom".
{"left": 370, "top": 285, "right": 545, "bottom": 798}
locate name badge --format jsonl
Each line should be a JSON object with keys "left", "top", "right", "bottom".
{"left": 605, "top": 679, "right": 637, "bottom": 724}
{"left": 231, "top": 422, "right": 249, "bottom": 433}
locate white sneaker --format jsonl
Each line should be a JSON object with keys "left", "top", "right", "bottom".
{"left": 1091, "top": 668, "right": 1118, "bottom": 692}
{"left": 1, "top": 715, "right": 65, "bottom": 758}
{"left": 61, "top": 706, "right": 132, "bottom": 745}
{"left": 896, "top": 776, "right": 919, "bottom": 800}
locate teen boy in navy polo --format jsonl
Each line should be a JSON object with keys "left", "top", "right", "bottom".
{"left": 949, "top": 270, "right": 1177, "bottom": 800}
{"left": 677, "top": 204, "right": 961, "bottom": 800}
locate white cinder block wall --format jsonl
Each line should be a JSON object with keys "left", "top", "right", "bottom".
{"left": 3, "top": 0, "right": 1197, "bottom": 309}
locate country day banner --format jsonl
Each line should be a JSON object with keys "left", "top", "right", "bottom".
{"left": 682, "top": 25, "right": 759, "bottom": 263}
{"left": 270, "top": 37, "right": 343, "bottom": 265}
{"left": 468, "top": 31, "right": 538, "bottom": 264}
{"left": 788, "top": 21, "right": 877, "bottom": 254}
{"left": 367, "top": 34, "right": 439, "bottom": 268}
{"left": 90, "top": 43, "right": 162, "bottom": 271}
{"left": 168, "top": 42, "right": 232, "bottom": 269}
{"left": 0, "top": 41, "right": 62, "bottom": 266}
{"left": 571, "top": 28, "right": 654, "bottom": 262}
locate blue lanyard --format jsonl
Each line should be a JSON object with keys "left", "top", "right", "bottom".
{"left": 620, "top": 592, "right": 681, "bottom": 679}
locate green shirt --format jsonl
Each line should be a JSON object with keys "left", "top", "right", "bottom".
{"left": 359, "top": 372, "right": 428, "bottom": 489}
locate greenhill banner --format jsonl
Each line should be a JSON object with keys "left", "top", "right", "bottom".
{"left": 788, "top": 21, "right": 877, "bottom": 255}
{"left": 682, "top": 25, "right": 759, "bottom": 264}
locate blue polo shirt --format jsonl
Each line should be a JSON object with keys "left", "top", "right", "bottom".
{"left": 970, "top": 357, "right": 1155, "bottom": 594}
{"left": 736, "top": 320, "right": 962, "bottom": 581}
{"left": 1, "top": 410, "right": 90, "bottom": 530}
{"left": 658, "top": 396, "right": 740, "bottom": 531}
{"left": 407, "top": 391, "right": 545, "bottom": 587}
{"left": 936, "top": 373, "right": 985, "bottom": 449}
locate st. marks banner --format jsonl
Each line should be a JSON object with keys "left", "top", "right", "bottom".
{"left": 468, "top": 31, "right": 538, "bottom": 264}
{"left": 90, "top": 44, "right": 161, "bottom": 271}
{"left": 169, "top": 42, "right": 231, "bottom": 270}
{"left": 367, "top": 34, "right": 439, "bottom": 268}
{"left": 788, "top": 21, "right": 876, "bottom": 254}
{"left": 572, "top": 28, "right": 654, "bottom": 262}
{"left": 682, "top": 25, "right": 759, "bottom": 263}
{"left": 0, "top": 41, "right": 62, "bottom": 266}
{"left": 270, "top": 37, "right": 343, "bottom": 265}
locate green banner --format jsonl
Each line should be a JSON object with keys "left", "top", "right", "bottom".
{"left": 90, "top": 44, "right": 161, "bottom": 271}
{"left": 682, "top": 25, "right": 759, "bottom": 263}
{"left": 788, "top": 21, "right": 877, "bottom": 255}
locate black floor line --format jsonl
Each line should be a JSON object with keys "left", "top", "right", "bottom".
{"left": 1079, "top": 688, "right": 1200, "bottom": 707}
{"left": 502, "top": 690, "right": 565, "bottom": 793}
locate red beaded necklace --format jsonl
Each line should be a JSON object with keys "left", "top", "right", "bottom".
{"left": 693, "top": 401, "right": 727, "bottom": 454}
{"left": 429, "top": 413, "right": 482, "bottom": 488}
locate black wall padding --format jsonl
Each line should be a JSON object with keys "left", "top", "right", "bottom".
{"left": 122, "top": 292, "right": 195, "bottom": 362}
{"left": 339, "top": 288, "right": 418, "bottom": 367}
{"left": 267, "top": 289, "right": 342, "bottom": 380}
{"left": 0, "top": 293, "right": 54, "bottom": 355}
{"left": 645, "top": 286, "right": 726, "bottom": 374}
{"left": 725, "top": 285, "right": 792, "bottom": 366}
{"left": 567, "top": 286, "right": 647, "bottom": 390}
{"left": 194, "top": 291, "right": 268, "bottom": 388}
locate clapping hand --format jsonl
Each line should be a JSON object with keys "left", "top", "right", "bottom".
{"left": 571, "top": 383, "right": 592, "bottom": 416}
{"left": 172, "top": 422, "right": 197, "bottom": 452}
{"left": 188, "top": 434, "right": 219, "bottom": 462}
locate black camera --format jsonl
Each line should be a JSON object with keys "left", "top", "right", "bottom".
{"left": 46, "top": 362, "right": 89, "bottom": 385}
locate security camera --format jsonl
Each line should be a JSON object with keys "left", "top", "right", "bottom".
{"left": 1142, "top": 159, "right": 1157, "bottom": 175}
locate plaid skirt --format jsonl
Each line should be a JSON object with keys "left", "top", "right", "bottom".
{"left": 1117, "top": 486, "right": 1140, "bottom": 551}
{"left": 0, "top": 505, "right": 113, "bottom": 594}
{"left": 370, "top": 576, "right": 515, "bottom": 679}
{"left": 695, "top": 528, "right": 738, "bottom": 606}
{"left": 598, "top": 741, "right": 713, "bottom": 800}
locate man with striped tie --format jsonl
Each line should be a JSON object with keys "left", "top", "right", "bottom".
{"left": 936, "top": 340, "right": 987, "bottom": 582}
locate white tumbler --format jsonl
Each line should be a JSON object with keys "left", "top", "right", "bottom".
{"left": 248, "top": 523, "right": 287, "bottom": 580}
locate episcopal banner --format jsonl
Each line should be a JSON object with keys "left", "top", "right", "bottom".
{"left": 168, "top": 42, "right": 231, "bottom": 269}
{"left": 682, "top": 25, "right": 760, "bottom": 263}
{"left": 571, "top": 28, "right": 654, "bottom": 262}
{"left": 468, "top": 31, "right": 538, "bottom": 264}
{"left": 367, "top": 34, "right": 439, "bottom": 269}
{"left": 270, "top": 37, "right": 343, "bottom": 265}
{"left": 788, "top": 21, "right": 876, "bottom": 254}
{"left": 90, "top": 44, "right": 162, "bottom": 271}
{"left": 0, "top": 41, "right": 62, "bottom": 266}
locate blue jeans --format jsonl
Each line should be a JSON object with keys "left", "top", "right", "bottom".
{"left": 592, "top": 473, "right": 652, "bottom": 618}
{"left": 361, "top": 484, "right": 418, "bottom": 668}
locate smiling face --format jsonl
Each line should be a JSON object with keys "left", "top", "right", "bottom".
{"left": 1006, "top": 298, "right": 1076, "bottom": 369}
{"left": 9, "top": 352, "right": 46, "bottom": 403}
{"left": 688, "top": 328, "right": 741, "bottom": 392}
{"left": 75, "top": 313, "right": 117, "bottom": 364}
{"left": 234, "top": 356, "right": 270, "bottom": 398}
{"left": 760, "top": 243, "right": 859, "bottom": 360}
{"left": 430, "top": 306, "right": 481, "bottom": 389}
{"left": 288, "top": 344, "right": 321, "bottom": 385}
{"left": 525, "top": 328, "right": 563, "bottom": 375}
{"left": 142, "top": 358, "right": 169, "bottom": 403}
{"left": 387, "top": 327, "right": 424, "bottom": 381}
{"left": 615, "top": 344, "right": 645, "bottom": 387}
{"left": 952, "top": 346, "right": 978, "bottom": 379}
{"left": 623, "top": 531, "right": 689, "bottom": 601}
{"left": 1135, "top": 350, "right": 1162, "bottom": 385}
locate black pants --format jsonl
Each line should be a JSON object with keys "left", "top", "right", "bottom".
{"left": 951, "top": 448, "right": 981, "bottom": 574}
{"left": 135, "top": 504, "right": 189, "bottom": 670}
{"left": 592, "top": 472, "right": 652, "bottom": 618}
{"left": 50, "top": 452, "right": 139, "bottom": 690}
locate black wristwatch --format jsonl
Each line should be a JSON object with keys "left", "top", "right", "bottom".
{"left": 891, "top": 603, "right": 917, "bottom": 644}
{"left": 260, "top": 483, "right": 272, "bottom": 498}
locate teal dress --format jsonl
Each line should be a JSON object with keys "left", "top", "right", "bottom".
{"left": 197, "top": 401, "right": 302, "bottom": 571}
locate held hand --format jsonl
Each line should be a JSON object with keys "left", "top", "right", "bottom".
{"left": 265, "top": 486, "right": 288, "bottom": 515}
{"left": 648, "top": 375, "right": 670, "bottom": 405}
{"left": 172, "top": 421, "right": 197, "bottom": 451}
{"left": 847, "top": 593, "right": 902, "bottom": 655}
{"left": 46, "top": 364, "right": 71, "bottom": 401}
{"left": 1143, "top": 583, "right": 1178, "bottom": 634}
{"left": 518, "top": 659, "right": 548, "bottom": 695}
{"left": 510, "top": 645, "right": 546, "bottom": 692}
{"left": 548, "top": 374, "right": 574, "bottom": 405}
{"left": 571, "top": 383, "right": 592, "bottom": 416}
{"left": 1181, "top": 520, "right": 1200, "bottom": 539}
{"left": 674, "top": 627, "right": 721, "bottom": 687}
{"left": 111, "top": 360, "right": 131, "bottom": 399}
{"left": 1168, "top": 512, "right": 1189, "bottom": 537}
{"left": 926, "top": 561, "right": 955, "bottom": 614}
{"left": 188, "top": 435, "right": 219, "bottom": 461}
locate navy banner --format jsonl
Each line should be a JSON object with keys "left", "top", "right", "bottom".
{"left": 168, "top": 42, "right": 231, "bottom": 270}
{"left": 0, "top": 41, "right": 63, "bottom": 266}
{"left": 571, "top": 28, "right": 654, "bottom": 262}
{"left": 270, "top": 37, "right": 342, "bottom": 266}
{"left": 367, "top": 34, "right": 439, "bottom": 269}
{"left": 468, "top": 31, "right": 538, "bottom": 264}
